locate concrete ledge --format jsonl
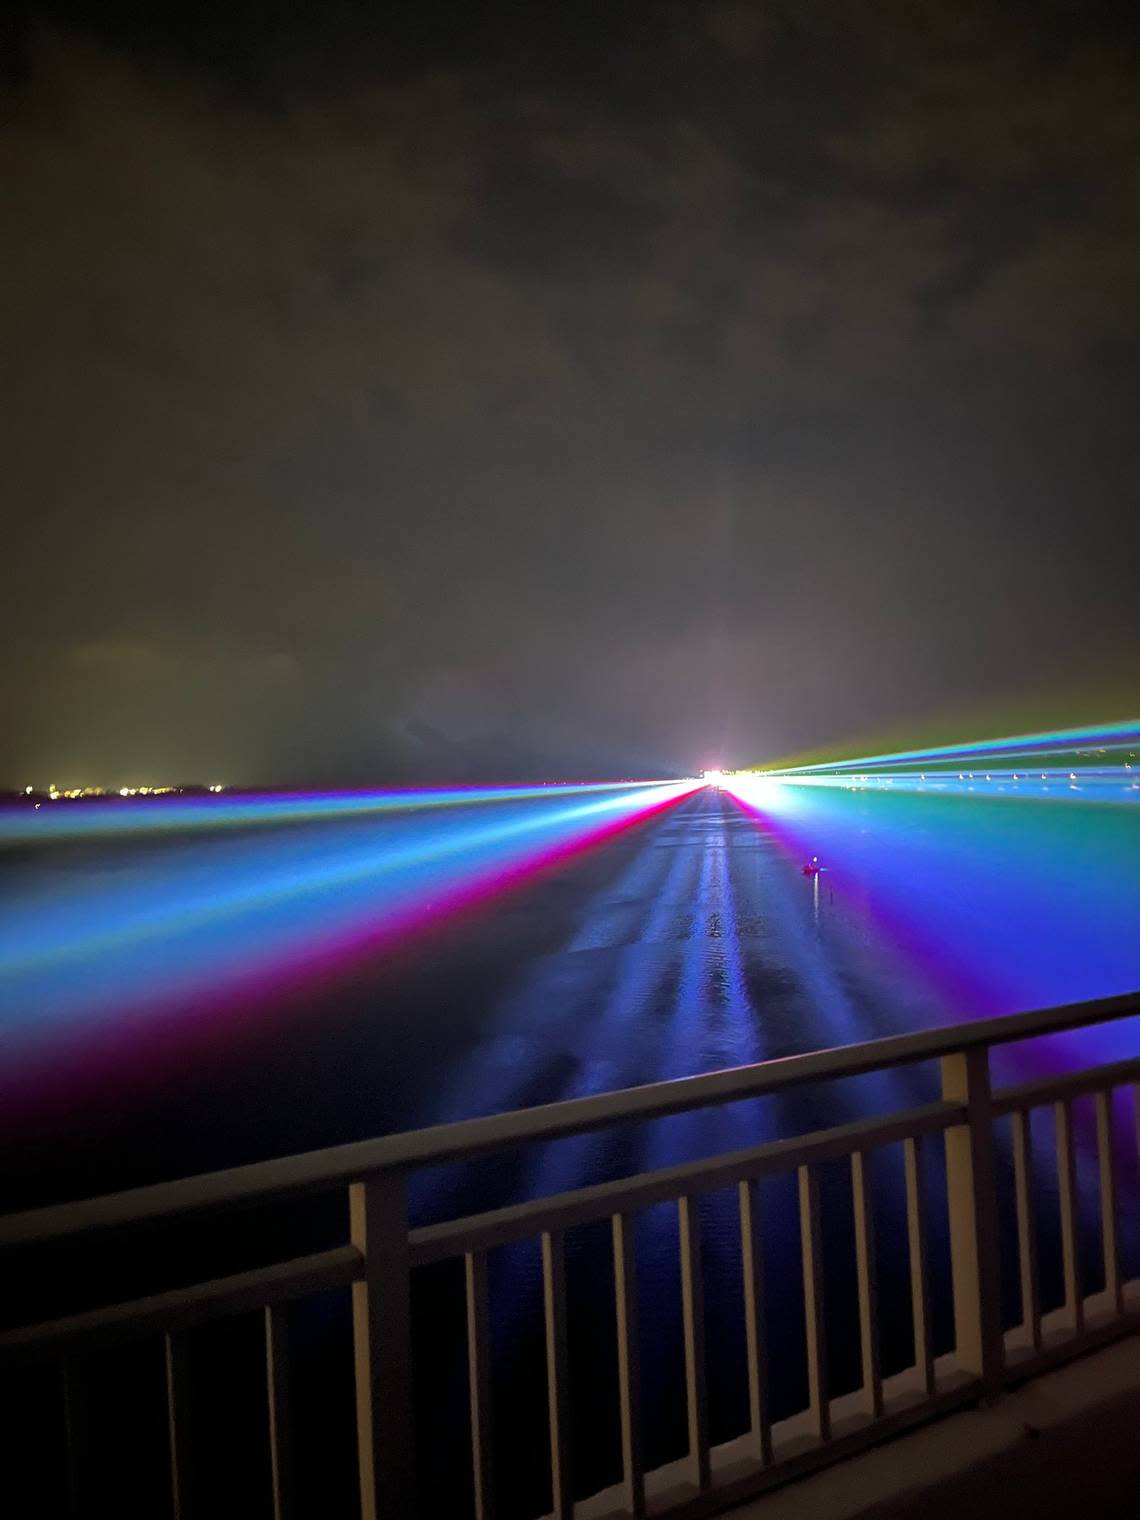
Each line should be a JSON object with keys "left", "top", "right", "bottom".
{"left": 730, "top": 1332, "right": 1140, "bottom": 1520}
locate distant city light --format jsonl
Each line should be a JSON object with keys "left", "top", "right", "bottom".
{"left": 17, "top": 783, "right": 208, "bottom": 801}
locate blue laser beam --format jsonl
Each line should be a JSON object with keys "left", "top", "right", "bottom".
{"left": 0, "top": 779, "right": 682, "bottom": 844}
{"left": 1, "top": 781, "right": 699, "bottom": 1099}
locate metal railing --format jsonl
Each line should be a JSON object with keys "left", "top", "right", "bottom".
{"left": 2, "top": 990, "right": 1139, "bottom": 1519}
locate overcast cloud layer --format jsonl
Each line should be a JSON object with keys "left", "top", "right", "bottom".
{"left": 4, "top": 2, "right": 1139, "bottom": 785}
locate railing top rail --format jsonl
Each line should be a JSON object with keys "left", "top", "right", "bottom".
{"left": 2, "top": 990, "right": 1137, "bottom": 1250}
{"left": 991, "top": 1053, "right": 1140, "bottom": 1115}
{"left": 407, "top": 1100, "right": 964, "bottom": 1266}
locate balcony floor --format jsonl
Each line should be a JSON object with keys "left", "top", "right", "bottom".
{"left": 731, "top": 1332, "right": 1140, "bottom": 1520}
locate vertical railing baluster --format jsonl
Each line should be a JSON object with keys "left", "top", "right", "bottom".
{"left": 612, "top": 1213, "right": 645, "bottom": 1518}
{"left": 851, "top": 1151, "right": 882, "bottom": 1418}
{"left": 1011, "top": 1109, "right": 1041, "bottom": 1352}
{"left": 903, "top": 1136, "right": 934, "bottom": 1397}
{"left": 350, "top": 1172, "right": 414, "bottom": 1520}
{"left": 265, "top": 1304, "right": 292, "bottom": 1520}
{"left": 1094, "top": 1090, "right": 1122, "bottom": 1317}
{"left": 465, "top": 1252, "right": 494, "bottom": 1520}
{"left": 678, "top": 1195, "right": 711, "bottom": 1490}
{"left": 165, "top": 1332, "right": 191, "bottom": 1520}
{"left": 738, "top": 1179, "right": 772, "bottom": 1466}
{"left": 61, "top": 1360, "right": 81, "bottom": 1517}
{"left": 798, "top": 1165, "right": 829, "bottom": 1441}
{"left": 541, "top": 1231, "right": 573, "bottom": 1520}
{"left": 940, "top": 1049, "right": 1003, "bottom": 1396}
{"left": 1054, "top": 1099, "right": 1083, "bottom": 1336}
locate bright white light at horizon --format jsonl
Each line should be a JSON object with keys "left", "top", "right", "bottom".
{"left": 702, "top": 769, "right": 725, "bottom": 788}
{"left": 722, "top": 771, "right": 784, "bottom": 809}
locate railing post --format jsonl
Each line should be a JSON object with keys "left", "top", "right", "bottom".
{"left": 903, "top": 1137, "right": 934, "bottom": 1395}
{"left": 940, "top": 1047, "right": 1003, "bottom": 1398}
{"left": 612, "top": 1213, "right": 645, "bottom": 1517}
{"left": 165, "top": 1332, "right": 192, "bottom": 1520}
{"left": 350, "top": 1171, "right": 415, "bottom": 1520}
{"left": 265, "top": 1304, "right": 293, "bottom": 1520}
{"left": 465, "top": 1252, "right": 495, "bottom": 1520}
{"left": 678, "top": 1196, "right": 711, "bottom": 1489}
{"left": 61, "top": 1360, "right": 81, "bottom": 1518}
{"left": 542, "top": 1231, "right": 574, "bottom": 1520}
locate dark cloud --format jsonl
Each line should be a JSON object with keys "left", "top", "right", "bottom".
{"left": 3, "top": 2, "right": 1139, "bottom": 785}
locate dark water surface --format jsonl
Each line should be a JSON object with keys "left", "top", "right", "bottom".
{"left": 4, "top": 789, "right": 1138, "bottom": 1517}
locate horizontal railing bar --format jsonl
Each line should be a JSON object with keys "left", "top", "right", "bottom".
{"left": 0, "top": 1246, "right": 363, "bottom": 1358}
{"left": 5, "top": 993, "right": 1135, "bottom": 1251}
{"left": 407, "top": 1103, "right": 965, "bottom": 1265}
{"left": 992, "top": 1056, "right": 1140, "bottom": 1115}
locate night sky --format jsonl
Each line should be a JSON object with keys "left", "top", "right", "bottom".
{"left": 4, "top": 2, "right": 1139, "bottom": 787}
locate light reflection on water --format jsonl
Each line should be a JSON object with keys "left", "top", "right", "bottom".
{"left": 403, "top": 786, "right": 1140, "bottom": 1515}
